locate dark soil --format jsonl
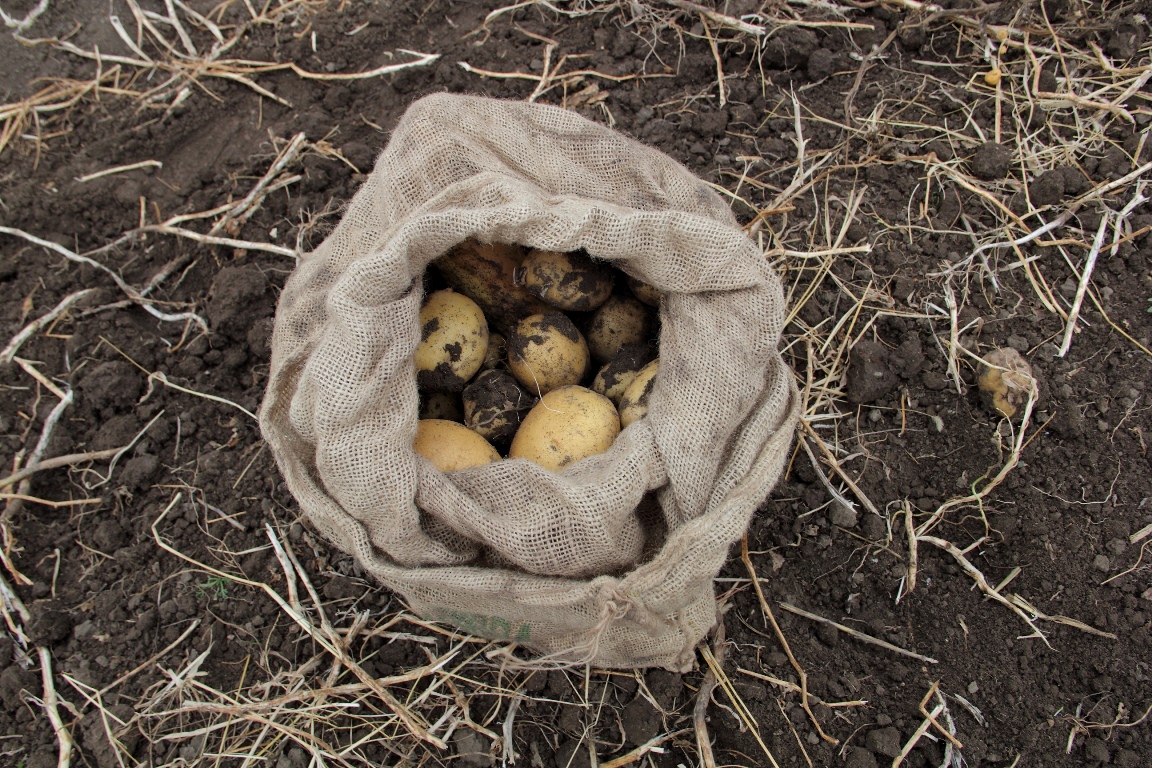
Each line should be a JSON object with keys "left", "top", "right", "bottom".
{"left": 1, "top": 2, "right": 1150, "bottom": 767}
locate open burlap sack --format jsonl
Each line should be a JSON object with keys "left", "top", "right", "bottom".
{"left": 259, "top": 93, "right": 799, "bottom": 671}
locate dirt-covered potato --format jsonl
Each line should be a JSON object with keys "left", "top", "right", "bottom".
{"left": 626, "top": 275, "right": 661, "bottom": 307}
{"left": 515, "top": 249, "right": 614, "bottom": 311}
{"left": 977, "top": 347, "right": 1035, "bottom": 419}
{"left": 592, "top": 342, "right": 657, "bottom": 405}
{"left": 433, "top": 239, "right": 551, "bottom": 333}
{"left": 586, "top": 295, "right": 656, "bottom": 363}
{"left": 507, "top": 312, "right": 589, "bottom": 395}
{"left": 463, "top": 370, "right": 536, "bottom": 446}
{"left": 414, "top": 419, "right": 501, "bottom": 472}
{"left": 481, "top": 332, "right": 507, "bottom": 371}
{"left": 419, "top": 392, "right": 463, "bottom": 422}
{"left": 619, "top": 359, "right": 658, "bottom": 427}
{"left": 414, "top": 289, "right": 489, "bottom": 392}
{"left": 509, "top": 386, "right": 620, "bottom": 471}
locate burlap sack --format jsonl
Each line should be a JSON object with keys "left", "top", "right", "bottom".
{"left": 258, "top": 93, "right": 799, "bottom": 671}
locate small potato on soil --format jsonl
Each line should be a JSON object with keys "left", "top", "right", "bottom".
{"left": 414, "top": 419, "right": 501, "bottom": 472}
{"left": 515, "top": 249, "right": 615, "bottom": 311}
{"left": 507, "top": 312, "right": 590, "bottom": 395}
{"left": 420, "top": 392, "right": 463, "bottom": 422}
{"left": 463, "top": 370, "right": 536, "bottom": 446}
{"left": 414, "top": 289, "right": 489, "bottom": 392}
{"left": 509, "top": 385, "right": 620, "bottom": 471}
{"left": 586, "top": 295, "right": 657, "bottom": 364}
{"left": 626, "top": 275, "right": 661, "bottom": 307}
{"left": 592, "top": 342, "right": 657, "bottom": 405}
{"left": 619, "top": 359, "right": 658, "bottom": 427}
{"left": 977, "top": 347, "right": 1035, "bottom": 419}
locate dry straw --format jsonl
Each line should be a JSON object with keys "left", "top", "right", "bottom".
{"left": 3, "top": 0, "right": 1151, "bottom": 766}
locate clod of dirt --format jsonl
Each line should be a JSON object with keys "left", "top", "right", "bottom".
{"left": 340, "top": 141, "right": 376, "bottom": 172}
{"left": 889, "top": 334, "right": 925, "bottom": 379}
{"left": 977, "top": 347, "right": 1036, "bottom": 419}
{"left": 0, "top": 665, "right": 36, "bottom": 711}
{"left": 82, "top": 703, "right": 140, "bottom": 768}
{"left": 816, "top": 621, "right": 840, "bottom": 647}
{"left": 27, "top": 600, "right": 74, "bottom": 646}
{"left": 861, "top": 514, "right": 886, "bottom": 540}
{"left": 93, "top": 413, "right": 141, "bottom": 451}
{"left": 1030, "top": 169, "right": 1066, "bottom": 206}
{"left": 621, "top": 696, "right": 661, "bottom": 745}
{"left": 247, "top": 317, "right": 275, "bottom": 359}
{"left": 864, "top": 726, "right": 902, "bottom": 758}
{"left": 1106, "top": 22, "right": 1147, "bottom": 60}
{"left": 830, "top": 501, "right": 858, "bottom": 529}
{"left": 1059, "top": 164, "right": 1091, "bottom": 196}
{"left": 275, "top": 747, "right": 309, "bottom": 768}
{"left": 762, "top": 26, "right": 818, "bottom": 69}
{"left": 1116, "top": 747, "right": 1142, "bottom": 768}
{"left": 846, "top": 340, "right": 898, "bottom": 404}
{"left": 845, "top": 747, "right": 879, "bottom": 768}
{"left": 645, "top": 668, "right": 683, "bottom": 709}
{"left": 208, "top": 265, "right": 270, "bottom": 339}
{"left": 451, "top": 729, "right": 492, "bottom": 767}
{"left": 807, "top": 47, "right": 838, "bottom": 80}
{"left": 91, "top": 519, "right": 128, "bottom": 552}
{"left": 121, "top": 453, "right": 160, "bottom": 490}
{"left": 1084, "top": 737, "right": 1111, "bottom": 764}
{"left": 969, "top": 141, "right": 1012, "bottom": 180}
{"left": 79, "top": 361, "right": 144, "bottom": 415}
{"left": 553, "top": 738, "right": 592, "bottom": 768}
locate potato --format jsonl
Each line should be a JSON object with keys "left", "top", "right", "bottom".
{"left": 507, "top": 312, "right": 589, "bottom": 395}
{"left": 433, "top": 239, "right": 551, "bottom": 333}
{"left": 619, "top": 359, "right": 658, "bottom": 427}
{"left": 515, "top": 249, "right": 614, "bottom": 311}
{"left": 977, "top": 347, "right": 1035, "bottom": 419}
{"left": 481, "top": 332, "right": 507, "bottom": 371}
{"left": 626, "top": 275, "right": 661, "bottom": 307}
{"left": 592, "top": 342, "right": 656, "bottom": 405}
{"left": 586, "top": 295, "right": 657, "bottom": 363}
{"left": 509, "top": 386, "right": 620, "bottom": 471}
{"left": 414, "top": 419, "right": 501, "bottom": 472}
{"left": 463, "top": 370, "right": 536, "bottom": 446}
{"left": 420, "top": 391, "right": 463, "bottom": 422}
{"left": 414, "top": 289, "right": 489, "bottom": 392}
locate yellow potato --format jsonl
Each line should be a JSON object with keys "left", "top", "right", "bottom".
{"left": 626, "top": 275, "right": 661, "bottom": 307}
{"left": 516, "top": 249, "right": 614, "bottom": 311}
{"left": 592, "top": 343, "right": 656, "bottom": 405}
{"left": 414, "top": 289, "right": 489, "bottom": 392}
{"left": 414, "top": 419, "right": 500, "bottom": 472}
{"left": 586, "top": 295, "right": 656, "bottom": 363}
{"left": 977, "top": 347, "right": 1035, "bottom": 419}
{"left": 619, "top": 360, "right": 658, "bottom": 427}
{"left": 507, "top": 312, "right": 589, "bottom": 395}
{"left": 433, "top": 239, "right": 551, "bottom": 333}
{"left": 509, "top": 386, "right": 620, "bottom": 471}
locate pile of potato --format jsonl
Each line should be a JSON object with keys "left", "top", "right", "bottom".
{"left": 413, "top": 240, "right": 661, "bottom": 473}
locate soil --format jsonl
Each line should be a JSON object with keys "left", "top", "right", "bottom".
{"left": 1, "top": 2, "right": 1150, "bottom": 768}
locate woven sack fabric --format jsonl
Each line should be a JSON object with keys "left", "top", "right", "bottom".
{"left": 259, "top": 93, "right": 800, "bottom": 670}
